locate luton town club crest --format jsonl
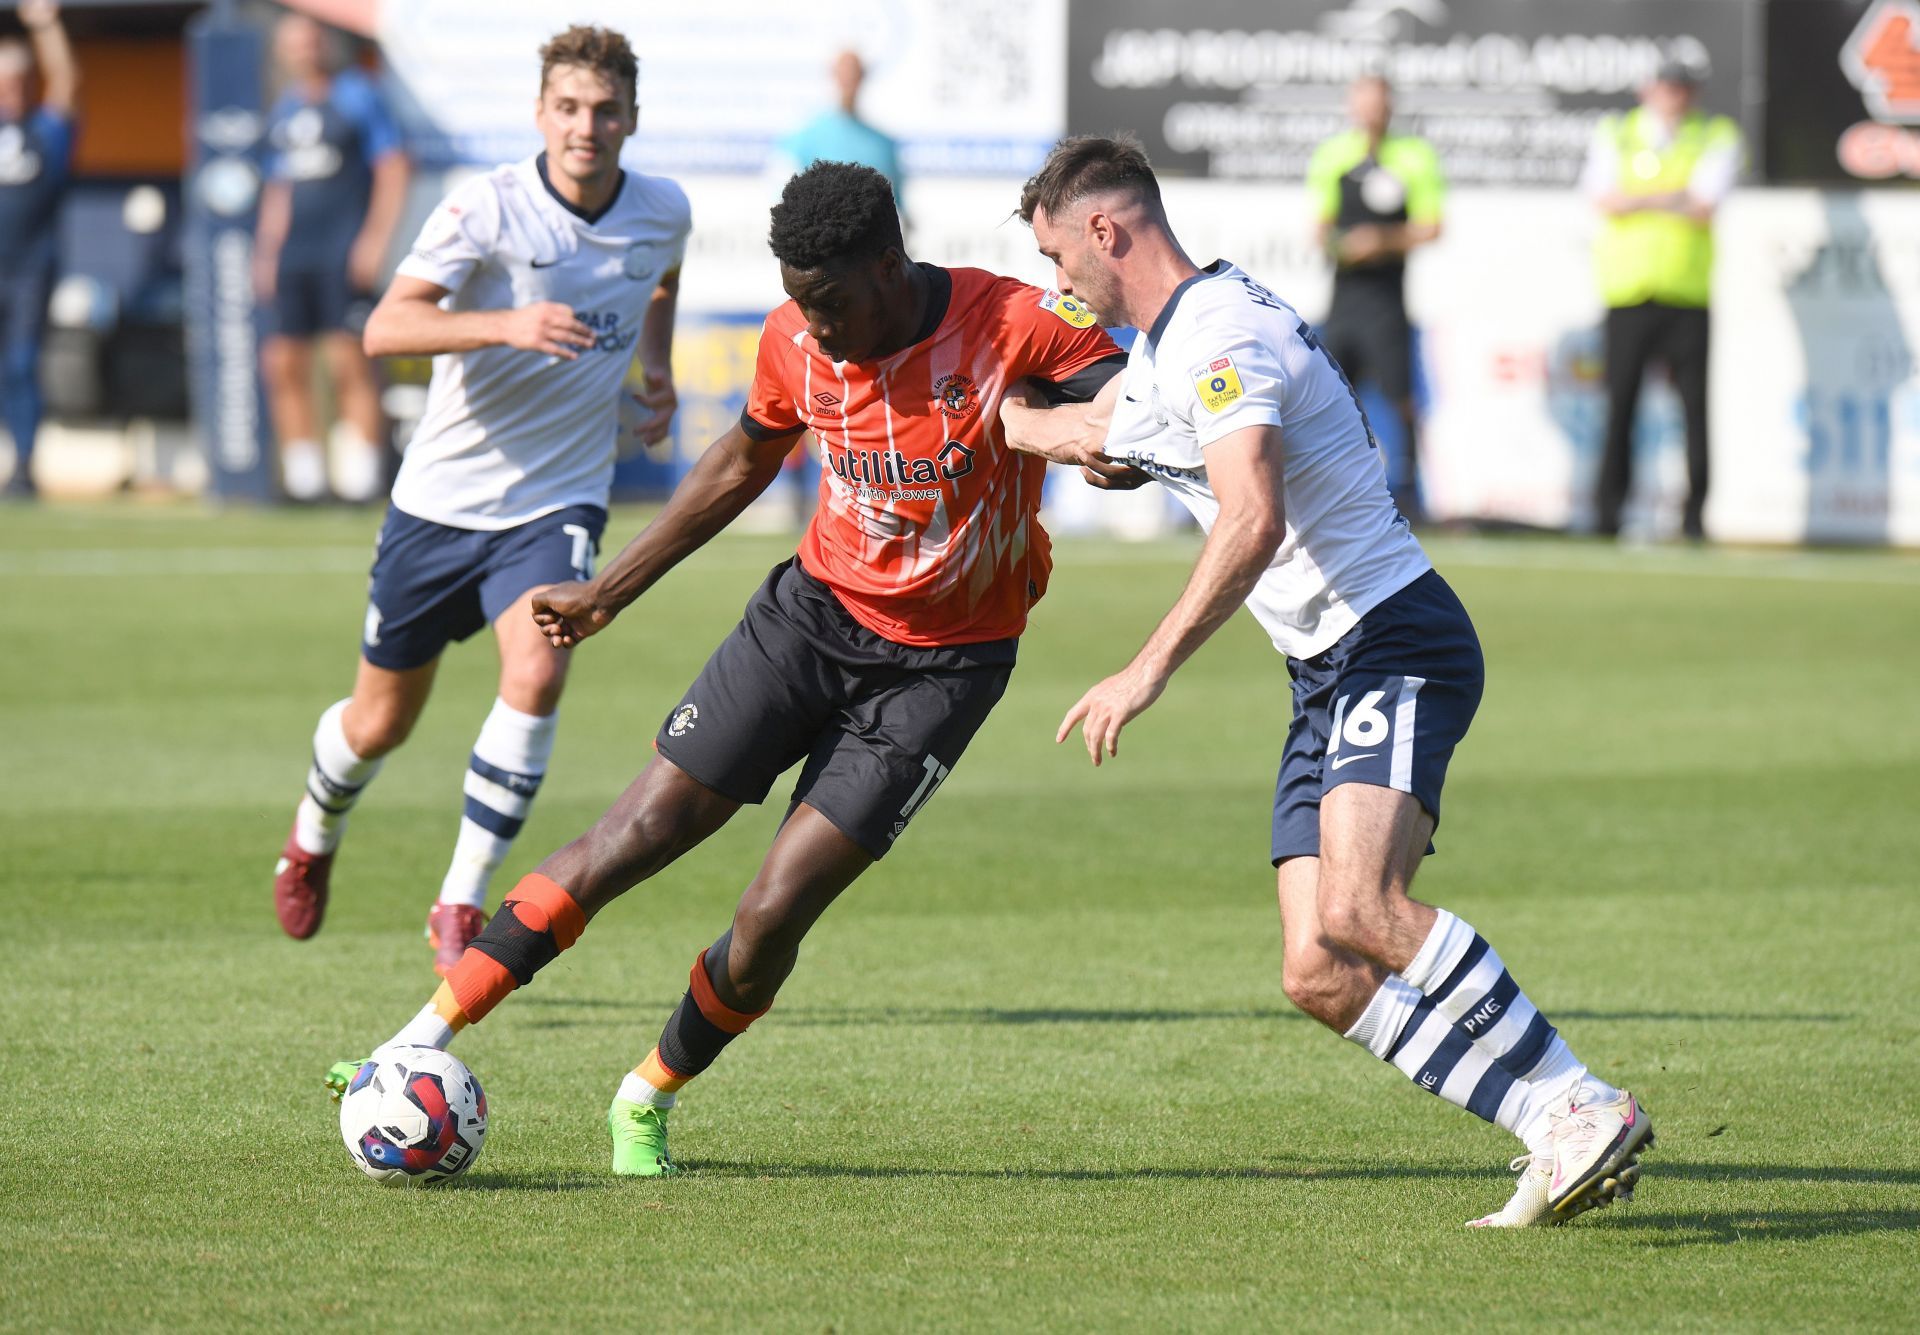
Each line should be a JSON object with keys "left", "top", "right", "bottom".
{"left": 934, "top": 373, "right": 979, "bottom": 419}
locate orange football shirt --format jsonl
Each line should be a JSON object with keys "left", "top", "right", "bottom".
{"left": 746, "top": 267, "right": 1119, "bottom": 646}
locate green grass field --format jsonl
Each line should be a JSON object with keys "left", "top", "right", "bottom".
{"left": 3, "top": 503, "right": 1917, "bottom": 1331}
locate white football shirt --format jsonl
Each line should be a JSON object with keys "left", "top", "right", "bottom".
{"left": 1101, "top": 260, "right": 1431, "bottom": 659}
{"left": 389, "top": 154, "right": 691, "bottom": 529}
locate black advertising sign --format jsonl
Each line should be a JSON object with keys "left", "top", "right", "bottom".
{"left": 1769, "top": 0, "right": 1920, "bottom": 182}
{"left": 1065, "top": 0, "right": 1757, "bottom": 185}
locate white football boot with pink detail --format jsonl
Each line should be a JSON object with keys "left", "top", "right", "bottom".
{"left": 1547, "top": 1088, "right": 1654, "bottom": 1220}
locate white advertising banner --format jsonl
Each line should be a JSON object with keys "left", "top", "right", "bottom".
{"left": 375, "top": 0, "right": 1066, "bottom": 176}
{"left": 1709, "top": 190, "right": 1920, "bottom": 546}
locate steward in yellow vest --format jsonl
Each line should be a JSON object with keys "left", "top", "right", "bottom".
{"left": 1580, "top": 60, "right": 1743, "bottom": 541}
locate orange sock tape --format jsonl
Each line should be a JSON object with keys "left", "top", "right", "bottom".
{"left": 638, "top": 1047, "right": 690, "bottom": 1092}
{"left": 689, "top": 948, "right": 768, "bottom": 1035}
{"left": 503, "top": 872, "right": 586, "bottom": 950}
{"left": 429, "top": 981, "right": 470, "bottom": 1031}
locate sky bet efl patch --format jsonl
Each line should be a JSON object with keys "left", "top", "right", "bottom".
{"left": 1192, "top": 355, "right": 1244, "bottom": 413}
{"left": 1040, "top": 291, "right": 1097, "bottom": 328}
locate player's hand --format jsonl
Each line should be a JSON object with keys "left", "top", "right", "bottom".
{"left": 1080, "top": 460, "right": 1153, "bottom": 491}
{"left": 1057, "top": 664, "right": 1168, "bottom": 767}
{"left": 530, "top": 581, "right": 615, "bottom": 648}
{"left": 504, "top": 302, "right": 596, "bottom": 360}
{"left": 347, "top": 233, "right": 385, "bottom": 293}
{"left": 625, "top": 368, "right": 677, "bottom": 448}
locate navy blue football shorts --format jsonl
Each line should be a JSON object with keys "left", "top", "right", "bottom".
{"left": 655, "top": 558, "right": 1015, "bottom": 860}
{"left": 1271, "top": 569, "right": 1483, "bottom": 864}
{"left": 267, "top": 256, "right": 374, "bottom": 339}
{"left": 361, "top": 503, "right": 606, "bottom": 671}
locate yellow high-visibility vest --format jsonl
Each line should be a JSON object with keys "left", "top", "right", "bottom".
{"left": 1594, "top": 107, "right": 1741, "bottom": 309}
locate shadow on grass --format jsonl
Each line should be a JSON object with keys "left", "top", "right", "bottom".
{"left": 1604, "top": 1209, "right": 1920, "bottom": 1244}
{"left": 766, "top": 1005, "right": 1851, "bottom": 1028}
{"left": 507, "top": 1001, "right": 1851, "bottom": 1031}
{"left": 670, "top": 1158, "right": 1920, "bottom": 1195}
{"left": 454, "top": 1171, "right": 618, "bottom": 1193}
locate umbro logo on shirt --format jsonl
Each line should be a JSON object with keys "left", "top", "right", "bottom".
{"left": 812, "top": 391, "right": 843, "bottom": 418}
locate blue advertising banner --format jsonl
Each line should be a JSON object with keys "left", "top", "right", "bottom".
{"left": 183, "top": 10, "right": 273, "bottom": 501}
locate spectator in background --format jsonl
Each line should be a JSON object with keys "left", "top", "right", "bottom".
{"left": 254, "top": 10, "right": 408, "bottom": 504}
{"left": 1583, "top": 59, "right": 1741, "bottom": 542}
{"left": 775, "top": 50, "right": 903, "bottom": 218}
{"left": 1306, "top": 74, "right": 1442, "bottom": 523}
{"left": 0, "top": 0, "right": 77, "bottom": 502}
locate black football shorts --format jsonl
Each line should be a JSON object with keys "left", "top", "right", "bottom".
{"left": 655, "top": 557, "right": 1015, "bottom": 858}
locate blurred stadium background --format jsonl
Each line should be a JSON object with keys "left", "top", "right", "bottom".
{"left": 8, "top": 0, "right": 1918, "bottom": 545}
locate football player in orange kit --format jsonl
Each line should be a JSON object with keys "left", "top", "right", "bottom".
{"left": 327, "top": 161, "right": 1135, "bottom": 1175}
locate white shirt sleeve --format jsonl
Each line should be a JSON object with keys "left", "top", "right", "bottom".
{"left": 1579, "top": 117, "right": 1620, "bottom": 203}
{"left": 395, "top": 176, "right": 499, "bottom": 295}
{"left": 659, "top": 180, "right": 693, "bottom": 272}
{"left": 1687, "top": 135, "right": 1742, "bottom": 207}
{"left": 1169, "top": 311, "right": 1290, "bottom": 450}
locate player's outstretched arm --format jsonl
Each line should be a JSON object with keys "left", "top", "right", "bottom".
{"left": 362, "top": 276, "right": 595, "bottom": 359}
{"left": 1059, "top": 424, "right": 1285, "bottom": 765}
{"left": 999, "top": 375, "right": 1148, "bottom": 490}
{"left": 532, "top": 421, "right": 801, "bottom": 648}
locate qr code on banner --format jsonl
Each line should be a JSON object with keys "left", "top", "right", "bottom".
{"left": 927, "top": 0, "right": 1042, "bottom": 107}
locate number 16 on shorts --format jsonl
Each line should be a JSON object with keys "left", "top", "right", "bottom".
{"left": 1324, "top": 676, "right": 1425, "bottom": 795}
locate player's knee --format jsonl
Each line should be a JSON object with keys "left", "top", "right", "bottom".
{"left": 730, "top": 881, "right": 808, "bottom": 964}
{"left": 343, "top": 702, "right": 416, "bottom": 757}
{"left": 1281, "top": 950, "right": 1356, "bottom": 1025}
{"left": 500, "top": 661, "right": 567, "bottom": 716}
{"left": 1316, "top": 892, "right": 1387, "bottom": 961}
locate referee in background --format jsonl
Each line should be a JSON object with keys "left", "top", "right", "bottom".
{"left": 1306, "top": 73, "right": 1443, "bottom": 523}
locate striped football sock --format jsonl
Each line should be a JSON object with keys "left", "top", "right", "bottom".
{"left": 293, "top": 699, "right": 382, "bottom": 855}
{"left": 1345, "top": 975, "right": 1528, "bottom": 1135}
{"left": 1401, "top": 909, "right": 1621, "bottom": 1149}
{"left": 437, "top": 698, "right": 558, "bottom": 908}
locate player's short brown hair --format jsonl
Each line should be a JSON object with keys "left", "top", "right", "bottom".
{"left": 1018, "top": 134, "right": 1161, "bottom": 225}
{"left": 539, "top": 25, "right": 638, "bottom": 108}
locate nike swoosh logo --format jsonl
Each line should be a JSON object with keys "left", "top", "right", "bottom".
{"left": 530, "top": 258, "right": 559, "bottom": 269}
{"left": 1330, "top": 752, "right": 1378, "bottom": 770}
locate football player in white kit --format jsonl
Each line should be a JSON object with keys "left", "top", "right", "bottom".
{"left": 272, "top": 26, "right": 690, "bottom": 975}
{"left": 1002, "top": 136, "right": 1654, "bottom": 1228}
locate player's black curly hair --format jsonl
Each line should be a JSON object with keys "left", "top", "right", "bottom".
{"left": 768, "top": 162, "right": 904, "bottom": 271}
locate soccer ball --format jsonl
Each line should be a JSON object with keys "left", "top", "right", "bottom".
{"left": 338, "top": 1046, "right": 487, "bottom": 1185}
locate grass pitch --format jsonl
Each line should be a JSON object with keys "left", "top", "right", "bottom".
{"left": 2, "top": 504, "right": 1917, "bottom": 1332}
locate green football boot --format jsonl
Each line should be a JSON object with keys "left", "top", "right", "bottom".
{"left": 608, "top": 1099, "right": 679, "bottom": 1177}
{"left": 325, "top": 1058, "right": 368, "bottom": 1102}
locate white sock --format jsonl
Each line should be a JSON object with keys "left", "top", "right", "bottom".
{"left": 1402, "top": 909, "right": 1620, "bottom": 1152}
{"left": 294, "top": 699, "right": 382, "bottom": 855}
{"left": 437, "top": 698, "right": 559, "bottom": 907}
{"left": 282, "top": 438, "right": 327, "bottom": 501}
{"left": 389, "top": 1003, "right": 455, "bottom": 1051}
{"left": 616, "top": 1069, "right": 677, "bottom": 1110}
{"left": 333, "top": 431, "right": 386, "bottom": 504}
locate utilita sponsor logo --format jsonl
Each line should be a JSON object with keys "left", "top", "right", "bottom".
{"left": 1838, "top": 0, "right": 1920, "bottom": 179}
{"left": 826, "top": 440, "right": 974, "bottom": 488}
